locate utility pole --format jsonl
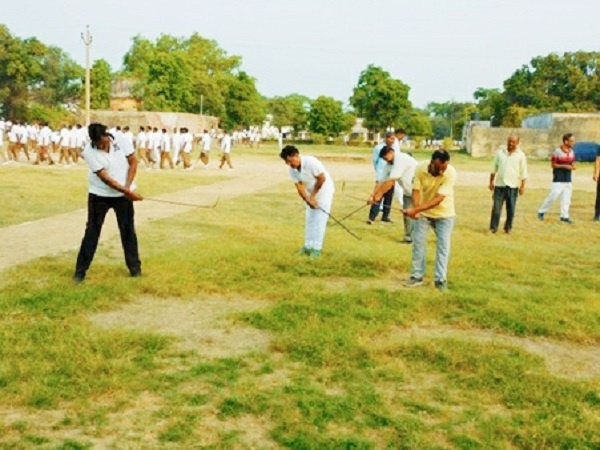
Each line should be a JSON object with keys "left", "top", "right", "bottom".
{"left": 81, "top": 26, "right": 92, "bottom": 126}
{"left": 200, "top": 94, "right": 204, "bottom": 115}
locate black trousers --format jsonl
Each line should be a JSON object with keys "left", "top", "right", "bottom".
{"left": 75, "top": 193, "right": 141, "bottom": 277}
{"left": 369, "top": 184, "right": 395, "bottom": 221}
{"left": 490, "top": 186, "right": 519, "bottom": 232}
{"left": 595, "top": 181, "right": 600, "bottom": 218}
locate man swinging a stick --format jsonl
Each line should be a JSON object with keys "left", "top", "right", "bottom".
{"left": 369, "top": 145, "right": 418, "bottom": 243}
{"left": 280, "top": 145, "right": 335, "bottom": 257}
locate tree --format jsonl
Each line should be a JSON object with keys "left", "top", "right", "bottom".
{"left": 122, "top": 33, "right": 243, "bottom": 116}
{"left": 427, "top": 101, "right": 476, "bottom": 139}
{"left": 474, "top": 51, "right": 600, "bottom": 126}
{"left": 473, "top": 87, "right": 505, "bottom": 126}
{"left": 0, "top": 26, "right": 83, "bottom": 118}
{"left": 268, "top": 94, "right": 310, "bottom": 131}
{"left": 90, "top": 59, "right": 112, "bottom": 110}
{"left": 349, "top": 65, "right": 412, "bottom": 131}
{"left": 223, "top": 71, "right": 265, "bottom": 129}
{"left": 403, "top": 110, "right": 432, "bottom": 138}
{"left": 308, "top": 96, "right": 347, "bottom": 136}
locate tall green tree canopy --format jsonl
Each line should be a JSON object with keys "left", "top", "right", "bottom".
{"left": 223, "top": 71, "right": 265, "bottom": 129}
{"left": 122, "top": 33, "right": 260, "bottom": 126}
{"left": 268, "top": 94, "right": 311, "bottom": 131}
{"left": 474, "top": 51, "right": 600, "bottom": 126}
{"left": 90, "top": 59, "right": 112, "bottom": 110}
{"left": 349, "top": 64, "right": 412, "bottom": 132}
{"left": 308, "top": 96, "right": 348, "bottom": 136}
{"left": 427, "top": 101, "right": 477, "bottom": 139}
{"left": 0, "top": 25, "right": 82, "bottom": 118}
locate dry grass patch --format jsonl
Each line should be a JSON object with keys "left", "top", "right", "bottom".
{"left": 195, "top": 412, "right": 279, "bottom": 449}
{"left": 89, "top": 295, "right": 272, "bottom": 357}
{"left": 372, "top": 325, "right": 600, "bottom": 380}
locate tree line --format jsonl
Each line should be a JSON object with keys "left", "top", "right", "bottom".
{"left": 1, "top": 25, "right": 599, "bottom": 140}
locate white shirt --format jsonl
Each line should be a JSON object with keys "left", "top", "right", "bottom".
{"left": 8, "top": 125, "right": 18, "bottom": 143}
{"left": 289, "top": 155, "right": 335, "bottom": 200}
{"left": 136, "top": 131, "right": 147, "bottom": 148}
{"left": 221, "top": 134, "right": 232, "bottom": 153}
{"left": 123, "top": 131, "right": 134, "bottom": 149}
{"left": 392, "top": 137, "right": 403, "bottom": 152}
{"left": 153, "top": 132, "right": 162, "bottom": 150}
{"left": 38, "top": 126, "right": 52, "bottom": 146}
{"left": 383, "top": 152, "right": 418, "bottom": 196}
{"left": 17, "top": 125, "right": 28, "bottom": 144}
{"left": 83, "top": 135, "right": 136, "bottom": 197}
{"left": 182, "top": 132, "right": 193, "bottom": 152}
{"left": 172, "top": 132, "right": 181, "bottom": 151}
{"left": 59, "top": 127, "right": 70, "bottom": 147}
{"left": 160, "top": 132, "right": 171, "bottom": 152}
{"left": 202, "top": 133, "right": 212, "bottom": 151}
{"left": 68, "top": 128, "right": 78, "bottom": 147}
{"left": 76, "top": 128, "right": 87, "bottom": 147}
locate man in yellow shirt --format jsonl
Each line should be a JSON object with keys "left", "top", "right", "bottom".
{"left": 403, "top": 150, "right": 456, "bottom": 292}
{"left": 489, "top": 134, "right": 527, "bottom": 234}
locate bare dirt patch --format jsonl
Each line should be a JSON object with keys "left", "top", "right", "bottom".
{"left": 89, "top": 295, "right": 272, "bottom": 358}
{"left": 372, "top": 325, "right": 600, "bottom": 381}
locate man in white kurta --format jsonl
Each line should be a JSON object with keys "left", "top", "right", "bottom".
{"left": 280, "top": 145, "right": 335, "bottom": 257}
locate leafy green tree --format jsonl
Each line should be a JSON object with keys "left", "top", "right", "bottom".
{"left": 473, "top": 87, "right": 504, "bottom": 125}
{"left": 349, "top": 64, "right": 412, "bottom": 131}
{"left": 427, "top": 101, "right": 477, "bottom": 139}
{"left": 475, "top": 52, "right": 600, "bottom": 126}
{"left": 403, "top": 110, "right": 432, "bottom": 138}
{"left": 268, "top": 94, "right": 310, "bottom": 131}
{"left": 122, "top": 33, "right": 243, "bottom": 116}
{"left": 308, "top": 96, "right": 347, "bottom": 136}
{"left": 503, "top": 52, "right": 600, "bottom": 112}
{"left": 223, "top": 71, "right": 265, "bottom": 129}
{"left": 0, "top": 26, "right": 83, "bottom": 118}
{"left": 90, "top": 59, "right": 112, "bottom": 110}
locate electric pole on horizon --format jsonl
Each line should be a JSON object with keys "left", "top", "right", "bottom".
{"left": 81, "top": 26, "right": 92, "bottom": 126}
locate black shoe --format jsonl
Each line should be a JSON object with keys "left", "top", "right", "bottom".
{"left": 381, "top": 218, "right": 393, "bottom": 223}
{"left": 560, "top": 217, "right": 573, "bottom": 224}
{"left": 130, "top": 269, "right": 142, "bottom": 278}
{"left": 490, "top": 228, "right": 497, "bottom": 234}
{"left": 73, "top": 274, "right": 85, "bottom": 284}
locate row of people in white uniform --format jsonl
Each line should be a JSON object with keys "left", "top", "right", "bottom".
{"left": 126, "top": 126, "right": 224, "bottom": 170}
{"left": 0, "top": 121, "right": 88, "bottom": 165}
{"left": 0, "top": 121, "right": 230, "bottom": 169}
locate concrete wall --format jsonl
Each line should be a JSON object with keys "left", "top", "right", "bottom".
{"left": 467, "top": 113, "right": 600, "bottom": 158}
{"left": 77, "top": 110, "right": 220, "bottom": 133}
{"left": 468, "top": 127, "right": 551, "bottom": 158}
{"left": 550, "top": 114, "right": 600, "bottom": 143}
{"left": 109, "top": 97, "right": 142, "bottom": 112}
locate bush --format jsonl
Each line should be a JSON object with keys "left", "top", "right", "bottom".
{"left": 311, "top": 133, "right": 326, "bottom": 145}
{"left": 24, "top": 103, "right": 75, "bottom": 128}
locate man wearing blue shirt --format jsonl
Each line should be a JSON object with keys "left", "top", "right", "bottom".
{"left": 367, "top": 131, "right": 396, "bottom": 224}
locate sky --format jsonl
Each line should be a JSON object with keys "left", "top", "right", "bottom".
{"left": 3, "top": 0, "right": 600, "bottom": 108}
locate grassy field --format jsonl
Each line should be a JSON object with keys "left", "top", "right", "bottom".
{"left": 0, "top": 145, "right": 599, "bottom": 449}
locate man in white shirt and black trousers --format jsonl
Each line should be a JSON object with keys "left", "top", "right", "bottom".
{"left": 73, "top": 123, "right": 143, "bottom": 284}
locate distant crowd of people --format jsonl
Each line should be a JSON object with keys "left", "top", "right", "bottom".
{"left": 0, "top": 119, "right": 274, "bottom": 171}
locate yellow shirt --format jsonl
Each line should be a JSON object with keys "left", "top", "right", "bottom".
{"left": 491, "top": 148, "right": 527, "bottom": 188}
{"left": 413, "top": 161, "right": 456, "bottom": 218}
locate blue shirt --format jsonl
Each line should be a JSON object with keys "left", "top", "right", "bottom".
{"left": 372, "top": 143, "right": 387, "bottom": 182}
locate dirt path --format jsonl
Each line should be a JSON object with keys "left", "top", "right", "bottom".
{"left": 0, "top": 155, "right": 368, "bottom": 272}
{"left": 1, "top": 154, "right": 595, "bottom": 272}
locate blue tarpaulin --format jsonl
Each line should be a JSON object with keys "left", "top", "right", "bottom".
{"left": 573, "top": 142, "right": 599, "bottom": 162}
